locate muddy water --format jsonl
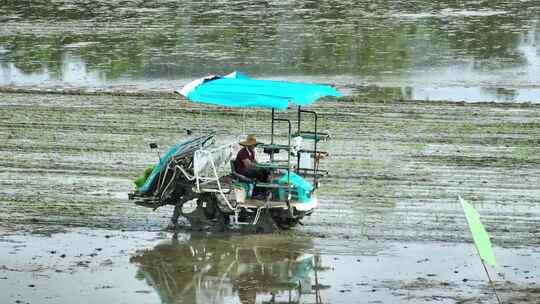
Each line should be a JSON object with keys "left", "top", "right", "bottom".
{"left": 1, "top": 1, "right": 540, "bottom": 102}
{"left": 1, "top": 228, "right": 539, "bottom": 304}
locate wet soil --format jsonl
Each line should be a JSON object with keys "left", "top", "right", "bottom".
{"left": 1, "top": 92, "right": 539, "bottom": 303}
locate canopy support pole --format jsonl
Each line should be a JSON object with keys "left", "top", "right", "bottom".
{"left": 271, "top": 108, "right": 275, "bottom": 144}
{"left": 270, "top": 108, "right": 275, "bottom": 162}
{"left": 299, "top": 109, "right": 319, "bottom": 187}
{"left": 273, "top": 118, "right": 293, "bottom": 216}
{"left": 297, "top": 106, "right": 301, "bottom": 174}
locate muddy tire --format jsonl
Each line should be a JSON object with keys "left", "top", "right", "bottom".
{"left": 249, "top": 209, "right": 279, "bottom": 233}
{"left": 273, "top": 217, "right": 300, "bottom": 230}
{"left": 183, "top": 194, "right": 229, "bottom": 232}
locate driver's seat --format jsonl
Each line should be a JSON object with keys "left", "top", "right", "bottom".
{"left": 230, "top": 160, "right": 254, "bottom": 183}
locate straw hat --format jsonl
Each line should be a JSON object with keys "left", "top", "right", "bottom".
{"left": 239, "top": 134, "right": 257, "bottom": 147}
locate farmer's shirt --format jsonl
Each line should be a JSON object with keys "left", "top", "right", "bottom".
{"left": 235, "top": 147, "right": 255, "bottom": 175}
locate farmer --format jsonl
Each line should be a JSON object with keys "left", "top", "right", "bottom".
{"left": 234, "top": 134, "right": 269, "bottom": 182}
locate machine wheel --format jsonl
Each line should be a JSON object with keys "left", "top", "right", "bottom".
{"left": 183, "top": 193, "right": 229, "bottom": 231}
{"left": 273, "top": 217, "right": 300, "bottom": 230}
{"left": 251, "top": 209, "right": 278, "bottom": 233}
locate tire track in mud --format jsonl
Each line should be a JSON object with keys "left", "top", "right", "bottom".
{"left": 0, "top": 92, "right": 539, "bottom": 248}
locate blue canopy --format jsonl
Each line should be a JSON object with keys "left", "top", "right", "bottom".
{"left": 176, "top": 71, "right": 342, "bottom": 110}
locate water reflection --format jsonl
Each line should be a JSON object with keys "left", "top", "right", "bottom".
{"left": 0, "top": 53, "right": 104, "bottom": 86}
{"left": 130, "top": 234, "right": 325, "bottom": 304}
{"left": 0, "top": 1, "right": 539, "bottom": 101}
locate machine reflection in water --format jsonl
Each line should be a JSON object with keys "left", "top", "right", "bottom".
{"left": 130, "top": 234, "right": 327, "bottom": 304}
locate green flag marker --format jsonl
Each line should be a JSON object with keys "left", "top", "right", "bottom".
{"left": 459, "top": 197, "right": 497, "bottom": 268}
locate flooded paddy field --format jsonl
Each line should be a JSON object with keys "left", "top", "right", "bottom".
{"left": 1, "top": 91, "right": 539, "bottom": 303}
{"left": 2, "top": 0, "right": 540, "bottom": 302}
{"left": 1, "top": 0, "right": 540, "bottom": 102}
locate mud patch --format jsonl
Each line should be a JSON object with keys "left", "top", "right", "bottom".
{"left": 0, "top": 93, "right": 539, "bottom": 247}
